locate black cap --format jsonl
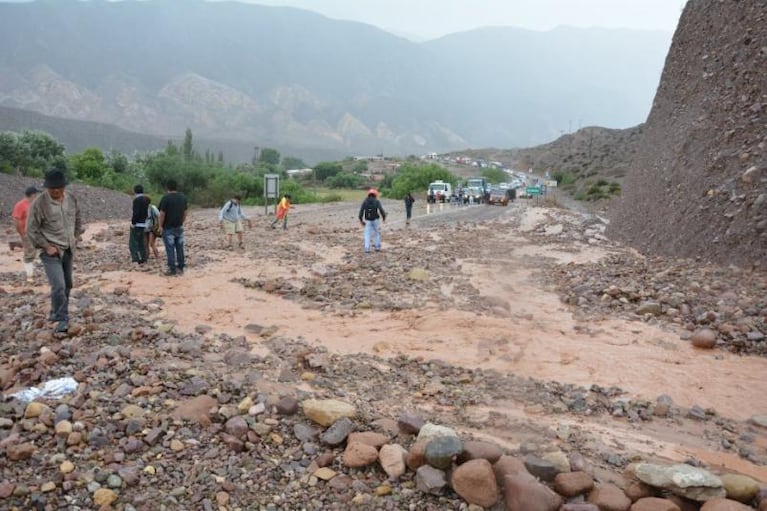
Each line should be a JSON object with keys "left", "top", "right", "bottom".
{"left": 24, "top": 186, "right": 41, "bottom": 197}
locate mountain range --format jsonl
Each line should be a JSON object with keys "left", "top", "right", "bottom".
{"left": 0, "top": 0, "right": 671, "bottom": 159}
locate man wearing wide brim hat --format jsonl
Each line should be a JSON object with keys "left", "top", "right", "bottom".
{"left": 26, "top": 169, "right": 84, "bottom": 334}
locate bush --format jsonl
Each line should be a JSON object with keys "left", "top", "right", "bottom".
{"left": 386, "top": 163, "right": 456, "bottom": 199}
{"left": 326, "top": 171, "right": 366, "bottom": 189}
{"left": 553, "top": 171, "right": 576, "bottom": 187}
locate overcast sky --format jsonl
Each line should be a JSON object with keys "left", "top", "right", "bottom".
{"left": 246, "top": 0, "right": 687, "bottom": 40}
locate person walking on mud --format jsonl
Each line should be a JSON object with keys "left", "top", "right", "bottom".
{"left": 219, "top": 195, "right": 251, "bottom": 248}
{"left": 144, "top": 195, "right": 161, "bottom": 259}
{"left": 270, "top": 193, "right": 292, "bottom": 230}
{"left": 404, "top": 192, "right": 415, "bottom": 226}
{"left": 158, "top": 179, "right": 188, "bottom": 276}
{"left": 358, "top": 188, "right": 386, "bottom": 253}
{"left": 26, "top": 169, "right": 83, "bottom": 334}
{"left": 12, "top": 185, "right": 40, "bottom": 281}
{"left": 129, "top": 184, "right": 150, "bottom": 265}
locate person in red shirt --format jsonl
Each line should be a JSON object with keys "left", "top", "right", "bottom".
{"left": 12, "top": 186, "right": 40, "bottom": 280}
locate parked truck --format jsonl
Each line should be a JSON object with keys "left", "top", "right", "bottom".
{"left": 465, "top": 177, "right": 488, "bottom": 204}
{"left": 427, "top": 180, "right": 452, "bottom": 203}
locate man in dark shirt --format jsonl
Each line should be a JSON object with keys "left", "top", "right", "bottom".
{"left": 358, "top": 188, "right": 386, "bottom": 253}
{"left": 130, "top": 184, "right": 150, "bottom": 265}
{"left": 158, "top": 179, "right": 188, "bottom": 276}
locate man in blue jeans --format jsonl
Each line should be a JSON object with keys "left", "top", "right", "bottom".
{"left": 358, "top": 188, "right": 386, "bottom": 253}
{"left": 158, "top": 179, "right": 188, "bottom": 276}
{"left": 26, "top": 169, "right": 83, "bottom": 334}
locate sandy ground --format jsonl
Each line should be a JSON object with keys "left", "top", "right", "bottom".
{"left": 3, "top": 199, "right": 766, "bottom": 481}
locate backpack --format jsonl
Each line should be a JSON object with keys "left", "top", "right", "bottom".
{"left": 363, "top": 198, "right": 379, "bottom": 221}
{"left": 147, "top": 205, "right": 161, "bottom": 236}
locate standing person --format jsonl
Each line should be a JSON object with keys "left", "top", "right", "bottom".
{"left": 158, "top": 179, "right": 188, "bottom": 276}
{"left": 26, "top": 169, "right": 83, "bottom": 334}
{"left": 12, "top": 185, "right": 40, "bottom": 281}
{"left": 219, "top": 195, "right": 251, "bottom": 248}
{"left": 270, "top": 193, "right": 292, "bottom": 230}
{"left": 358, "top": 188, "right": 386, "bottom": 253}
{"left": 144, "top": 196, "right": 161, "bottom": 259}
{"left": 404, "top": 192, "right": 415, "bottom": 226}
{"left": 129, "top": 184, "right": 150, "bottom": 265}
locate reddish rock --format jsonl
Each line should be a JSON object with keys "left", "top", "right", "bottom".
{"left": 700, "top": 499, "right": 754, "bottom": 511}
{"left": 224, "top": 416, "right": 249, "bottom": 440}
{"left": 342, "top": 442, "right": 378, "bottom": 468}
{"left": 450, "top": 459, "right": 499, "bottom": 508}
{"left": 625, "top": 480, "right": 657, "bottom": 502}
{"left": 690, "top": 328, "right": 717, "bottom": 349}
{"left": 665, "top": 496, "right": 701, "bottom": 511}
{"left": 221, "top": 433, "right": 244, "bottom": 453}
{"left": 378, "top": 444, "right": 407, "bottom": 478}
{"left": 6, "top": 443, "right": 35, "bottom": 461}
{"left": 406, "top": 441, "right": 427, "bottom": 471}
{"left": 554, "top": 471, "right": 594, "bottom": 497}
{"left": 347, "top": 431, "right": 389, "bottom": 448}
{"left": 588, "top": 484, "right": 632, "bottom": 511}
{"left": 0, "top": 481, "right": 15, "bottom": 499}
{"left": 493, "top": 455, "right": 532, "bottom": 488}
{"left": 631, "top": 497, "right": 681, "bottom": 511}
{"left": 504, "top": 474, "right": 562, "bottom": 511}
{"left": 457, "top": 440, "right": 504, "bottom": 464}
{"left": 171, "top": 395, "right": 217, "bottom": 423}
{"left": 561, "top": 505, "right": 600, "bottom": 511}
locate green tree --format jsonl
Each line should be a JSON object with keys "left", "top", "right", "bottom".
{"left": 106, "top": 150, "right": 129, "bottom": 174}
{"left": 0, "top": 130, "right": 65, "bottom": 176}
{"left": 182, "top": 128, "right": 194, "bottom": 161}
{"left": 313, "top": 161, "right": 343, "bottom": 182}
{"left": 166, "top": 140, "right": 179, "bottom": 157}
{"left": 388, "top": 163, "right": 456, "bottom": 199}
{"left": 258, "top": 147, "right": 281, "bottom": 166}
{"left": 326, "top": 172, "right": 366, "bottom": 189}
{"left": 282, "top": 156, "right": 307, "bottom": 170}
{"left": 481, "top": 167, "right": 507, "bottom": 184}
{"left": 70, "top": 147, "right": 109, "bottom": 184}
{"left": 351, "top": 160, "right": 369, "bottom": 173}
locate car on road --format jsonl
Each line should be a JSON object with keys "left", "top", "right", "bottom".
{"left": 487, "top": 187, "right": 509, "bottom": 206}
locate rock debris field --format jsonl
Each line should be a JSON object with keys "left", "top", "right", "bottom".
{"left": 1, "top": 196, "right": 766, "bottom": 510}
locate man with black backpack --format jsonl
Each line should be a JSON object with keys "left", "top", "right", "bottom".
{"left": 358, "top": 188, "right": 386, "bottom": 253}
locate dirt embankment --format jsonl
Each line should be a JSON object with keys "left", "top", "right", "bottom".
{"left": 609, "top": 0, "right": 767, "bottom": 267}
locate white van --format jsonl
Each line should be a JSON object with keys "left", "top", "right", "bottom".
{"left": 427, "top": 181, "right": 452, "bottom": 203}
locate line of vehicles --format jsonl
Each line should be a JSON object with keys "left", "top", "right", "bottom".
{"left": 427, "top": 174, "right": 528, "bottom": 207}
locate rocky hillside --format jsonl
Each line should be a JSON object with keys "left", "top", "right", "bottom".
{"left": 0, "top": 1, "right": 670, "bottom": 156}
{"left": 454, "top": 125, "right": 643, "bottom": 199}
{"left": 608, "top": 0, "right": 767, "bottom": 267}
{"left": 0, "top": 174, "right": 131, "bottom": 225}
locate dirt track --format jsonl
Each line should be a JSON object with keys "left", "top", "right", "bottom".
{"left": 2, "top": 196, "right": 767, "bottom": 499}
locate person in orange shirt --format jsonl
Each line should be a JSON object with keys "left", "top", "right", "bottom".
{"left": 270, "top": 193, "right": 292, "bottom": 230}
{"left": 12, "top": 186, "right": 40, "bottom": 281}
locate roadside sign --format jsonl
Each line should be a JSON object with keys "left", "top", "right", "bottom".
{"left": 526, "top": 186, "right": 541, "bottom": 196}
{"left": 545, "top": 180, "right": 558, "bottom": 188}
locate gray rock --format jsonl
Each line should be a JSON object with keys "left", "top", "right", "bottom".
{"left": 654, "top": 394, "right": 674, "bottom": 417}
{"left": 636, "top": 301, "right": 662, "bottom": 316}
{"left": 320, "top": 417, "right": 354, "bottom": 447}
{"left": 397, "top": 414, "right": 425, "bottom": 435}
{"left": 415, "top": 422, "right": 458, "bottom": 444}
{"left": 424, "top": 436, "right": 463, "bottom": 470}
{"left": 415, "top": 465, "right": 447, "bottom": 495}
{"left": 634, "top": 463, "right": 725, "bottom": 501}
{"left": 293, "top": 423, "right": 319, "bottom": 442}
{"left": 524, "top": 455, "right": 561, "bottom": 481}
{"left": 748, "top": 414, "right": 767, "bottom": 428}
